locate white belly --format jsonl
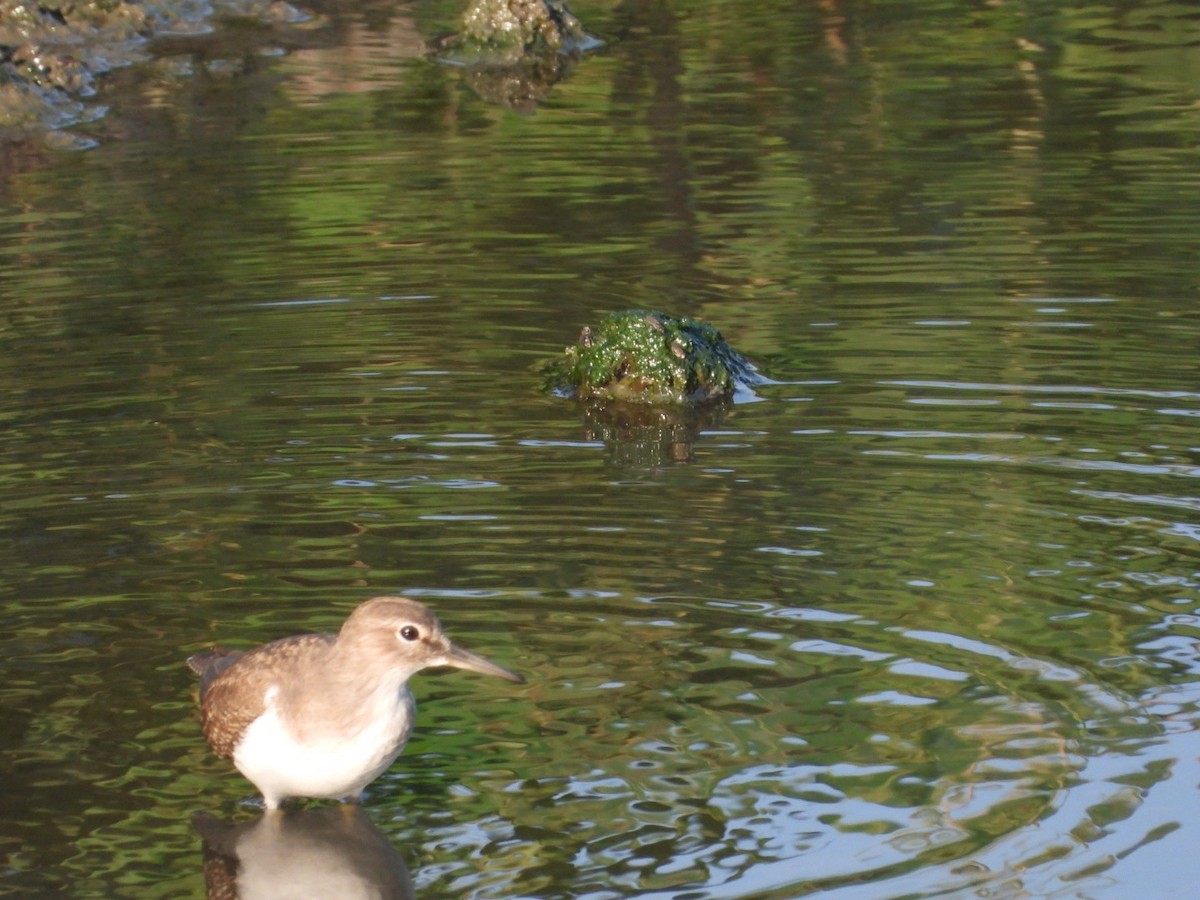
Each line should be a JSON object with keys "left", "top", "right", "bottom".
{"left": 234, "top": 687, "right": 416, "bottom": 807}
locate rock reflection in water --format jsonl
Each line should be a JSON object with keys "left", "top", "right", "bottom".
{"left": 581, "top": 400, "right": 728, "bottom": 467}
{"left": 194, "top": 806, "right": 413, "bottom": 900}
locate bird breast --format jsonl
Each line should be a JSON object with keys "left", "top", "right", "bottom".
{"left": 234, "top": 683, "right": 417, "bottom": 802}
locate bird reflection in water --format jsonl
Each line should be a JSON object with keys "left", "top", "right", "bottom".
{"left": 193, "top": 805, "right": 414, "bottom": 899}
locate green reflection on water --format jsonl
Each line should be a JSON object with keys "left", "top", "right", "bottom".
{"left": 2, "top": 0, "right": 1200, "bottom": 897}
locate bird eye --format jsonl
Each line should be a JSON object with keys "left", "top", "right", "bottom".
{"left": 399, "top": 625, "right": 420, "bottom": 642}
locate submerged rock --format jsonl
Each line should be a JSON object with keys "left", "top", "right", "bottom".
{"left": 442, "top": 0, "right": 597, "bottom": 64}
{"left": 432, "top": 0, "right": 600, "bottom": 109}
{"left": 543, "top": 310, "right": 758, "bottom": 406}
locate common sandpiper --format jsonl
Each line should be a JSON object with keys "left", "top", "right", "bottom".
{"left": 187, "top": 596, "right": 524, "bottom": 809}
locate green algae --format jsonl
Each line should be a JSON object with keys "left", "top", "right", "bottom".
{"left": 442, "top": 0, "right": 596, "bottom": 65}
{"left": 543, "top": 310, "right": 756, "bottom": 405}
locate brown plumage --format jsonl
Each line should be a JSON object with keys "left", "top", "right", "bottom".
{"left": 189, "top": 635, "right": 338, "bottom": 758}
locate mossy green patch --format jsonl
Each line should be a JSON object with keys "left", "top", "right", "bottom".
{"left": 543, "top": 310, "right": 755, "bottom": 405}
{"left": 439, "top": 0, "right": 597, "bottom": 66}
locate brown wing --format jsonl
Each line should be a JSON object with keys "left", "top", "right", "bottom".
{"left": 195, "top": 634, "right": 335, "bottom": 758}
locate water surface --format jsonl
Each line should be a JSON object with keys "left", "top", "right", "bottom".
{"left": 2, "top": 0, "right": 1200, "bottom": 897}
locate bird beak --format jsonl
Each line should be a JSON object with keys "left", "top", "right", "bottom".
{"left": 444, "top": 642, "right": 525, "bottom": 684}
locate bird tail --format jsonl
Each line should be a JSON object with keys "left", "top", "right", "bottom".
{"left": 187, "top": 648, "right": 245, "bottom": 696}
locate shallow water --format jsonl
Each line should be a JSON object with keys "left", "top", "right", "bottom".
{"left": 3, "top": 0, "right": 1200, "bottom": 897}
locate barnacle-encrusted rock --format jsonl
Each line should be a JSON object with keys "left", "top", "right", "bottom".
{"left": 432, "top": 0, "right": 599, "bottom": 109}
{"left": 443, "top": 0, "right": 596, "bottom": 64}
{"left": 543, "top": 310, "right": 757, "bottom": 406}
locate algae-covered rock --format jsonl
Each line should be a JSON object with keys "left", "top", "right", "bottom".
{"left": 543, "top": 310, "right": 757, "bottom": 405}
{"left": 444, "top": 0, "right": 596, "bottom": 64}
{"left": 431, "top": 0, "right": 599, "bottom": 109}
